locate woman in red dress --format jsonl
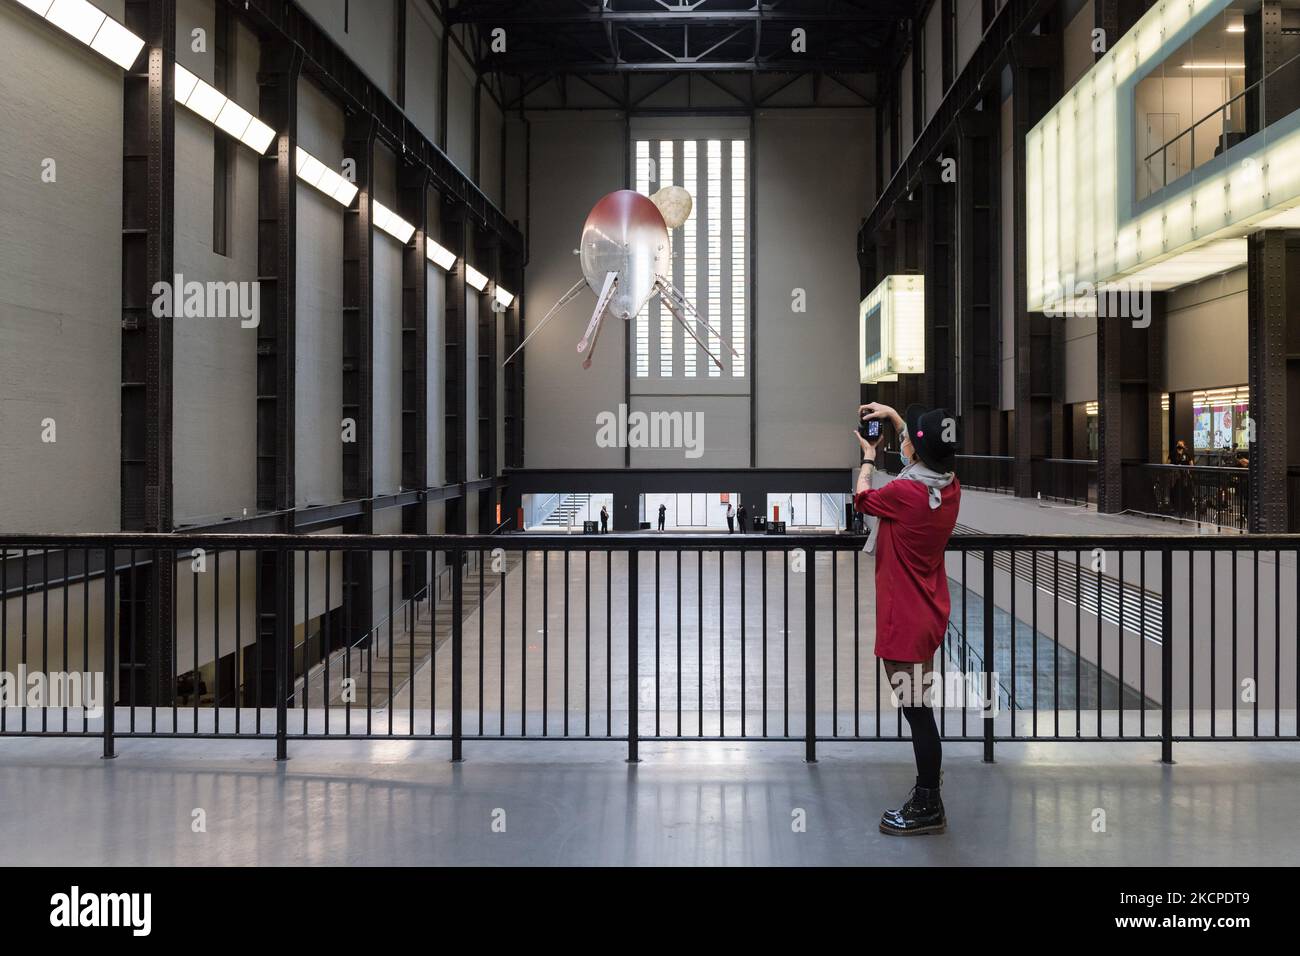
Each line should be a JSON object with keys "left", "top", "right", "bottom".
{"left": 854, "top": 402, "right": 960, "bottom": 836}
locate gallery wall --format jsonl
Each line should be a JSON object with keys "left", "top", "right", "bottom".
{"left": 512, "top": 103, "right": 873, "bottom": 471}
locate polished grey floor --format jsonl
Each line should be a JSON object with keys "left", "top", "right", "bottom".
{"left": 1, "top": 735, "right": 1297, "bottom": 866}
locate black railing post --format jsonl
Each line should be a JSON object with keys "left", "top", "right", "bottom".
{"left": 101, "top": 547, "right": 116, "bottom": 760}
{"left": 627, "top": 549, "right": 640, "bottom": 763}
{"left": 275, "top": 548, "right": 289, "bottom": 761}
{"left": 983, "top": 547, "right": 995, "bottom": 763}
{"left": 1161, "top": 548, "right": 1174, "bottom": 764}
{"left": 452, "top": 548, "right": 464, "bottom": 762}
{"left": 805, "top": 547, "right": 817, "bottom": 762}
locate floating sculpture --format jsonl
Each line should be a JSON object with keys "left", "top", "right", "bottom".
{"left": 502, "top": 188, "right": 738, "bottom": 370}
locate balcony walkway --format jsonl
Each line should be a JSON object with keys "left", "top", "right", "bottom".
{"left": 955, "top": 486, "right": 1232, "bottom": 536}
{"left": 0, "top": 734, "right": 1295, "bottom": 865}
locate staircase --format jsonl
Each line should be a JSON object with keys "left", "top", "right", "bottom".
{"left": 542, "top": 493, "right": 592, "bottom": 528}
{"left": 321, "top": 551, "right": 523, "bottom": 708}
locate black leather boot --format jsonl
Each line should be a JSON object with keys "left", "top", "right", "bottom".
{"left": 879, "top": 783, "right": 946, "bottom": 836}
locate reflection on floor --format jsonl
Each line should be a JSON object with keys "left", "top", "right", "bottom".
{"left": 0, "top": 736, "right": 1294, "bottom": 865}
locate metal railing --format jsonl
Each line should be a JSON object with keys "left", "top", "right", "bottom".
{"left": 879, "top": 452, "right": 1012, "bottom": 495}
{"left": 1138, "top": 51, "right": 1300, "bottom": 202}
{"left": 954, "top": 454, "right": 1013, "bottom": 493}
{"left": 1, "top": 532, "right": 1297, "bottom": 766}
{"left": 1032, "top": 458, "right": 1096, "bottom": 504}
{"left": 1123, "top": 462, "right": 1250, "bottom": 531}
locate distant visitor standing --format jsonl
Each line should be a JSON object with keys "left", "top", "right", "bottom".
{"left": 600, "top": 504, "right": 609, "bottom": 534}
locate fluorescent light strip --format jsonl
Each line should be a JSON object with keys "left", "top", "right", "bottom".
{"left": 494, "top": 286, "right": 514, "bottom": 309}
{"left": 372, "top": 200, "right": 415, "bottom": 245}
{"left": 17, "top": 0, "right": 145, "bottom": 70}
{"left": 294, "top": 146, "right": 358, "bottom": 207}
{"left": 174, "top": 64, "right": 276, "bottom": 155}
{"left": 465, "top": 265, "right": 489, "bottom": 292}
{"left": 426, "top": 240, "right": 457, "bottom": 271}
{"left": 46, "top": 0, "right": 103, "bottom": 43}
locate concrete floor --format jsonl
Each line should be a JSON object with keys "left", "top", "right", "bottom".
{"left": 1, "top": 735, "right": 1297, "bottom": 865}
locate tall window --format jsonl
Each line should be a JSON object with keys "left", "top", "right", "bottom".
{"left": 682, "top": 139, "right": 698, "bottom": 378}
{"left": 730, "top": 140, "right": 746, "bottom": 377}
{"left": 706, "top": 140, "right": 722, "bottom": 377}
{"left": 633, "top": 136, "right": 748, "bottom": 380}
{"left": 659, "top": 141, "right": 675, "bottom": 376}
{"left": 634, "top": 141, "right": 652, "bottom": 377}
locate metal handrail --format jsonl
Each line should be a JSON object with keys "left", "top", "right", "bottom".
{"left": 8, "top": 530, "right": 1300, "bottom": 551}
{"left": 5, "top": 530, "right": 1299, "bottom": 767}
{"left": 1140, "top": 48, "right": 1300, "bottom": 167}
{"left": 1133, "top": 462, "right": 1248, "bottom": 473}
{"left": 291, "top": 582, "right": 432, "bottom": 703}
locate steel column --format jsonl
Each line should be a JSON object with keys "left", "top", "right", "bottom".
{"left": 1010, "top": 32, "right": 1062, "bottom": 496}
{"left": 957, "top": 104, "right": 999, "bottom": 455}
{"left": 120, "top": 0, "right": 176, "bottom": 706}
{"left": 398, "top": 154, "right": 430, "bottom": 593}
{"left": 1247, "top": 231, "right": 1300, "bottom": 532}
{"left": 255, "top": 40, "right": 302, "bottom": 514}
{"left": 444, "top": 200, "right": 470, "bottom": 535}
{"left": 922, "top": 166, "right": 956, "bottom": 412}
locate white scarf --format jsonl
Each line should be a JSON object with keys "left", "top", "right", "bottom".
{"left": 863, "top": 451, "right": 955, "bottom": 553}
{"left": 895, "top": 458, "right": 956, "bottom": 509}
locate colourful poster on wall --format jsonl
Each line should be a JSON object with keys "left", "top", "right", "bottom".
{"left": 1193, "top": 411, "right": 1211, "bottom": 451}
{"left": 1214, "top": 409, "right": 1234, "bottom": 449}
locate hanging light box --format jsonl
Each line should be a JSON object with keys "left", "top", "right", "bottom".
{"left": 859, "top": 274, "right": 925, "bottom": 384}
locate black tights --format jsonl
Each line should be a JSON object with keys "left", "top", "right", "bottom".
{"left": 902, "top": 706, "right": 942, "bottom": 789}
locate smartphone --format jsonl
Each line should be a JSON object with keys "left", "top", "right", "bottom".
{"left": 859, "top": 417, "right": 882, "bottom": 444}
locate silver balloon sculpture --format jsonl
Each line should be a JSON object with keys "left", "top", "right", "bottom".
{"left": 503, "top": 187, "right": 738, "bottom": 370}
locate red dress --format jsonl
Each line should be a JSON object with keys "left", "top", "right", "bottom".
{"left": 854, "top": 478, "right": 961, "bottom": 662}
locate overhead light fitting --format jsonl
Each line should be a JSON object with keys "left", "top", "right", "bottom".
{"left": 494, "top": 286, "right": 515, "bottom": 309}
{"left": 295, "top": 146, "right": 359, "bottom": 207}
{"left": 1180, "top": 62, "right": 1245, "bottom": 70}
{"left": 372, "top": 200, "right": 415, "bottom": 244}
{"left": 175, "top": 64, "right": 276, "bottom": 154}
{"left": 17, "top": 0, "right": 145, "bottom": 70}
{"left": 465, "top": 265, "right": 489, "bottom": 292}
{"left": 426, "top": 240, "right": 457, "bottom": 271}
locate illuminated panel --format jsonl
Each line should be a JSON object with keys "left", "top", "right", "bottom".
{"left": 859, "top": 274, "right": 925, "bottom": 384}
{"left": 1026, "top": 0, "right": 1300, "bottom": 310}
